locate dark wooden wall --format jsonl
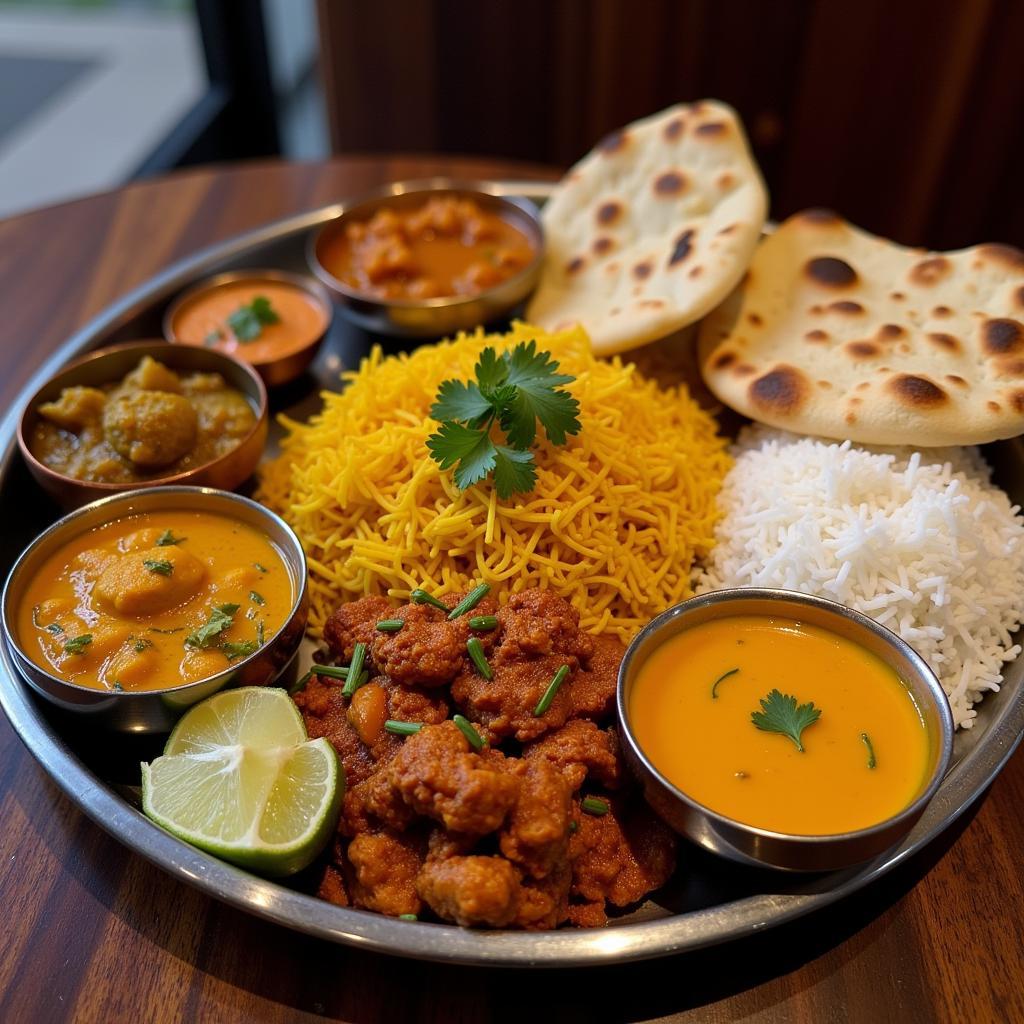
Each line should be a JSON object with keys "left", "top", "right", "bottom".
{"left": 316, "top": 0, "right": 1024, "bottom": 249}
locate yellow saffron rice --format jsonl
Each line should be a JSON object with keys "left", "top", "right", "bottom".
{"left": 257, "top": 323, "right": 730, "bottom": 641}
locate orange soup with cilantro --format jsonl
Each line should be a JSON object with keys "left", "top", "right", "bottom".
{"left": 17, "top": 510, "right": 293, "bottom": 692}
{"left": 628, "top": 615, "right": 931, "bottom": 835}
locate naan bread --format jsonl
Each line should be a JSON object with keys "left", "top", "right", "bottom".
{"left": 698, "top": 209, "right": 1024, "bottom": 446}
{"left": 527, "top": 102, "right": 767, "bottom": 355}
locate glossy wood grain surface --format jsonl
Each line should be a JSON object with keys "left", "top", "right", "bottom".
{"left": 1, "top": 158, "right": 1023, "bottom": 1024}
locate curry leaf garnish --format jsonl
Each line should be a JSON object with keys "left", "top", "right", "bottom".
{"left": 710, "top": 667, "right": 739, "bottom": 699}
{"left": 751, "top": 689, "right": 822, "bottom": 752}
{"left": 63, "top": 634, "right": 93, "bottom": 655}
{"left": 156, "top": 529, "right": 185, "bottom": 546}
{"left": 254, "top": 562, "right": 268, "bottom": 574}
{"left": 185, "top": 603, "right": 239, "bottom": 649}
{"left": 144, "top": 559, "right": 174, "bottom": 576}
{"left": 861, "top": 732, "right": 877, "bottom": 769}
{"left": 426, "top": 341, "right": 581, "bottom": 499}
{"left": 249, "top": 590, "right": 265, "bottom": 606}
{"left": 228, "top": 295, "right": 279, "bottom": 342}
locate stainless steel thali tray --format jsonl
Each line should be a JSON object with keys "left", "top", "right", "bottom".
{"left": 2, "top": 181, "right": 1023, "bottom": 968}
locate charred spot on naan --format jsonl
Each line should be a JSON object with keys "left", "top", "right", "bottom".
{"left": 598, "top": 129, "right": 628, "bottom": 154}
{"left": 976, "top": 243, "right": 1024, "bottom": 271}
{"left": 632, "top": 261, "right": 653, "bottom": 280}
{"left": 927, "top": 332, "right": 961, "bottom": 353}
{"left": 796, "top": 208, "right": 844, "bottom": 226}
{"left": 981, "top": 318, "right": 1024, "bottom": 356}
{"left": 566, "top": 256, "right": 585, "bottom": 275}
{"left": 747, "top": 365, "right": 808, "bottom": 416}
{"left": 653, "top": 171, "right": 687, "bottom": 196}
{"left": 695, "top": 121, "right": 728, "bottom": 137}
{"left": 668, "top": 229, "right": 695, "bottom": 267}
{"left": 663, "top": 116, "right": 685, "bottom": 141}
{"left": 876, "top": 324, "right": 906, "bottom": 342}
{"left": 945, "top": 375, "right": 969, "bottom": 388}
{"left": 805, "top": 330, "right": 829, "bottom": 343}
{"left": 992, "top": 357, "right": 1024, "bottom": 378}
{"left": 593, "top": 237, "right": 615, "bottom": 257}
{"left": 596, "top": 201, "right": 624, "bottom": 226}
{"left": 908, "top": 257, "right": 952, "bottom": 287}
{"left": 828, "top": 300, "right": 865, "bottom": 314}
{"left": 844, "top": 341, "right": 881, "bottom": 360}
{"left": 887, "top": 374, "right": 949, "bottom": 409}
{"left": 804, "top": 256, "right": 858, "bottom": 288}
{"left": 932, "top": 305, "right": 954, "bottom": 318}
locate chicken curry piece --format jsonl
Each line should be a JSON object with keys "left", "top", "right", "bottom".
{"left": 294, "top": 589, "right": 676, "bottom": 929}
{"left": 31, "top": 355, "right": 256, "bottom": 483}
{"left": 319, "top": 196, "right": 535, "bottom": 300}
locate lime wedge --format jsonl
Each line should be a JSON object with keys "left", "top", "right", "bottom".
{"left": 141, "top": 687, "right": 343, "bottom": 876}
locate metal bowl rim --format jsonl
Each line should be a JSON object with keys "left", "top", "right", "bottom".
{"left": 161, "top": 268, "right": 334, "bottom": 362}
{"left": 1, "top": 484, "right": 308, "bottom": 699}
{"left": 16, "top": 339, "right": 270, "bottom": 494}
{"left": 306, "top": 177, "right": 545, "bottom": 311}
{"left": 616, "top": 588, "right": 955, "bottom": 857}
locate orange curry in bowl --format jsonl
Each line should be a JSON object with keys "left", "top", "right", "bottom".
{"left": 18, "top": 510, "right": 293, "bottom": 692}
{"left": 169, "top": 277, "right": 329, "bottom": 366}
{"left": 318, "top": 196, "right": 536, "bottom": 301}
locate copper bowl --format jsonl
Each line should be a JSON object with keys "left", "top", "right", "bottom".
{"left": 307, "top": 178, "right": 545, "bottom": 338}
{"left": 1, "top": 486, "right": 308, "bottom": 733}
{"left": 18, "top": 340, "right": 268, "bottom": 508}
{"left": 617, "top": 589, "right": 955, "bottom": 872}
{"left": 162, "top": 269, "right": 333, "bottom": 387}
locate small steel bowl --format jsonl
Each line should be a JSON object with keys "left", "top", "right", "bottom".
{"left": 18, "top": 340, "right": 268, "bottom": 508}
{"left": 162, "top": 269, "right": 333, "bottom": 387}
{"left": 1, "top": 486, "right": 308, "bottom": 733}
{"left": 617, "top": 589, "right": 954, "bottom": 872}
{"left": 308, "top": 178, "right": 544, "bottom": 337}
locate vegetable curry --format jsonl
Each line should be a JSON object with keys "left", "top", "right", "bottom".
{"left": 629, "top": 615, "right": 931, "bottom": 835}
{"left": 18, "top": 511, "right": 293, "bottom": 692}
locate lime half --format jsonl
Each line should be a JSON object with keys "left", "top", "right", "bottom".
{"left": 142, "top": 687, "right": 343, "bottom": 877}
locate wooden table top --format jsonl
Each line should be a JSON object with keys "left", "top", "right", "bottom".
{"left": 1, "top": 156, "right": 1022, "bottom": 1024}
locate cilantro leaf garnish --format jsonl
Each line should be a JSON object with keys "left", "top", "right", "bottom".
{"left": 751, "top": 689, "right": 821, "bottom": 752}
{"left": 426, "top": 341, "right": 580, "bottom": 499}
{"left": 144, "top": 559, "right": 173, "bottom": 576}
{"left": 185, "top": 603, "right": 240, "bottom": 649}
{"left": 63, "top": 634, "right": 93, "bottom": 655}
{"left": 221, "top": 640, "right": 258, "bottom": 661}
{"left": 156, "top": 529, "right": 185, "bottom": 546}
{"left": 228, "top": 295, "right": 280, "bottom": 342}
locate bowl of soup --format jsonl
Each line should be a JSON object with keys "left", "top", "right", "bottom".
{"left": 18, "top": 341, "right": 268, "bottom": 508}
{"left": 164, "top": 270, "right": 333, "bottom": 387}
{"left": 308, "top": 179, "right": 544, "bottom": 337}
{"left": 1, "top": 486, "right": 308, "bottom": 733}
{"left": 617, "top": 589, "right": 954, "bottom": 871}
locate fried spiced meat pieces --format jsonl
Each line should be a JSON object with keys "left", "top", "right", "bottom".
{"left": 301, "top": 589, "right": 676, "bottom": 929}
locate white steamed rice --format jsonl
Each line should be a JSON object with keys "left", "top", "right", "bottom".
{"left": 698, "top": 426, "right": 1024, "bottom": 728}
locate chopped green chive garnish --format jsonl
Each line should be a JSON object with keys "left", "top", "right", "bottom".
{"left": 533, "top": 664, "right": 570, "bottom": 717}
{"left": 711, "top": 667, "right": 739, "bottom": 699}
{"left": 149, "top": 626, "right": 184, "bottom": 634}
{"left": 581, "top": 796, "right": 609, "bottom": 817}
{"left": 254, "top": 562, "right": 268, "bottom": 573}
{"left": 453, "top": 714, "right": 484, "bottom": 750}
{"left": 861, "top": 732, "right": 877, "bottom": 769}
{"left": 341, "top": 642, "right": 368, "bottom": 697}
{"left": 143, "top": 558, "right": 173, "bottom": 576}
{"left": 249, "top": 590, "right": 265, "bottom": 606}
{"left": 376, "top": 619, "right": 405, "bottom": 632}
{"left": 466, "top": 637, "right": 492, "bottom": 680}
{"left": 289, "top": 662, "right": 351, "bottom": 694}
{"left": 447, "top": 583, "right": 491, "bottom": 620}
{"left": 410, "top": 588, "right": 448, "bottom": 611}
{"left": 385, "top": 720, "right": 423, "bottom": 736}
{"left": 468, "top": 615, "right": 498, "bottom": 631}
{"left": 156, "top": 529, "right": 185, "bottom": 546}
{"left": 257, "top": 620, "right": 265, "bottom": 646}
{"left": 63, "top": 634, "right": 93, "bottom": 655}
{"left": 398, "top": 913, "right": 418, "bottom": 921}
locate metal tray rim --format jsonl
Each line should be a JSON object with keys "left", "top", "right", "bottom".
{"left": 2, "top": 183, "right": 1023, "bottom": 968}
